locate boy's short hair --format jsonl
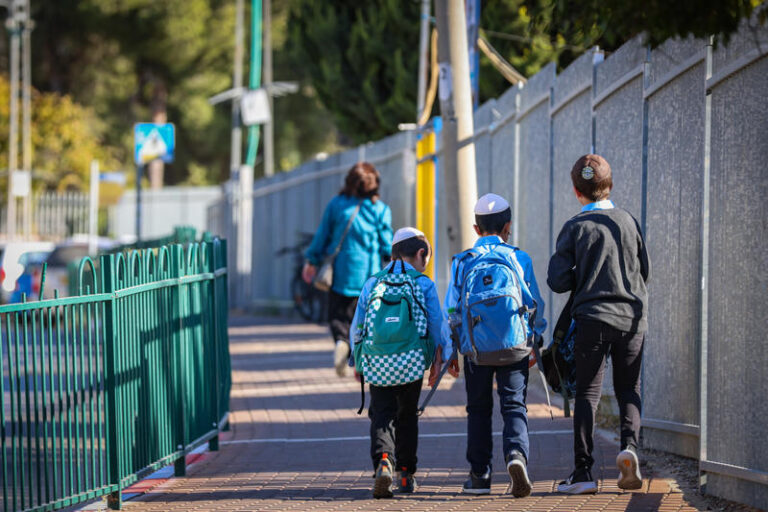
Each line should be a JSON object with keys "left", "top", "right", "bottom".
{"left": 392, "top": 235, "right": 431, "bottom": 260}
{"left": 475, "top": 208, "right": 511, "bottom": 235}
{"left": 571, "top": 154, "right": 613, "bottom": 202}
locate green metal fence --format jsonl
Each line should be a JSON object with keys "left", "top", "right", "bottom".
{"left": 1, "top": 239, "right": 231, "bottom": 511}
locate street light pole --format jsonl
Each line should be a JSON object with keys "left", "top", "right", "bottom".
{"left": 263, "top": 0, "right": 274, "bottom": 177}
{"left": 6, "top": 3, "right": 20, "bottom": 239}
{"left": 231, "top": 0, "right": 245, "bottom": 178}
{"left": 21, "top": 0, "right": 31, "bottom": 239}
{"left": 416, "top": 0, "right": 430, "bottom": 120}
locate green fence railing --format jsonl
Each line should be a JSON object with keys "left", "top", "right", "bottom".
{"left": 1, "top": 239, "right": 231, "bottom": 511}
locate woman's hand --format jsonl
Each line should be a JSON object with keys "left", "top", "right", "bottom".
{"left": 302, "top": 263, "right": 317, "bottom": 284}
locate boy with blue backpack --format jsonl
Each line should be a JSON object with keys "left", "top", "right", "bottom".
{"left": 437, "top": 193, "right": 547, "bottom": 497}
{"left": 350, "top": 227, "right": 448, "bottom": 499}
{"left": 548, "top": 154, "right": 650, "bottom": 494}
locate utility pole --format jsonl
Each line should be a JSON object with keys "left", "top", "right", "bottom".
{"left": 263, "top": 0, "right": 274, "bottom": 177}
{"left": 231, "top": 0, "right": 245, "bottom": 178}
{"left": 446, "top": 0, "right": 478, "bottom": 250}
{"left": 434, "top": 0, "right": 478, "bottom": 256}
{"left": 21, "top": 0, "right": 31, "bottom": 238}
{"left": 416, "top": 0, "right": 430, "bottom": 120}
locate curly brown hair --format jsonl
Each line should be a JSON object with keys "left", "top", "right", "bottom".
{"left": 339, "top": 162, "right": 380, "bottom": 203}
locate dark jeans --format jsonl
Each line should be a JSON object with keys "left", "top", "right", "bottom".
{"left": 573, "top": 319, "right": 644, "bottom": 469}
{"left": 369, "top": 379, "right": 423, "bottom": 474}
{"left": 328, "top": 290, "right": 358, "bottom": 344}
{"left": 464, "top": 356, "right": 529, "bottom": 475}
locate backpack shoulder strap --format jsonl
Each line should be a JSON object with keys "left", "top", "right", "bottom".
{"left": 553, "top": 291, "right": 576, "bottom": 343}
{"left": 452, "top": 249, "right": 477, "bottom": 288}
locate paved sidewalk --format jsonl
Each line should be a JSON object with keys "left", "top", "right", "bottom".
{"left": 126, "top": 316, "right": 700, "bottom": 511}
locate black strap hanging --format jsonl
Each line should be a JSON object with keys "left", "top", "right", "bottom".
{"left": 357, "top": 374, "right": 365, "bottom": 415}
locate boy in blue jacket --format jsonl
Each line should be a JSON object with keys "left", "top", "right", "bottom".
{"left": 438, "top": 193, "right": 547, "bottom": 497}
{"left": 350, "top": 228, "right": 449, "bottom": 499}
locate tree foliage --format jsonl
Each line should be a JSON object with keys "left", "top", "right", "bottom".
{"left": 288, "top": 0, "right": 422, "bottom": 144}
{"left": 524, "top": 0, "right": 765, "bottom": 52}
{"left": 0, "top": 75, "right": 119, "bottom": 193}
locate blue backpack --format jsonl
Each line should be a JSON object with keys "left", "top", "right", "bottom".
{"left": 454, "top": 245, "right": 536, "bottom": 366}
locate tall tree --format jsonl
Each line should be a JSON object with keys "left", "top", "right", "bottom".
{"left": 288, "top": 0, "right": 421, "bottom": 143}
{"left": 524, "top": 0, "right": 766, "bottom": 53}
{"left": 27, "top": 0, "right": 236, "bottom": 185}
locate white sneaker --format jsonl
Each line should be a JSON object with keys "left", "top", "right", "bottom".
{"left": 333, "top": 340, "right": 349, "bottom": 377}
{"left": 557, "top": 467, "right": 598, "bottom": 494}
{"left": 616, "top": 449, "right": 643, "bottom": 490}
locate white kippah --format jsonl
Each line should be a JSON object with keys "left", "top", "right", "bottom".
{"left": 474, "top": 193, "right": 510, "bottom": 215}
{"left": 392, "top": 227, "right": 425, "bottom": 245}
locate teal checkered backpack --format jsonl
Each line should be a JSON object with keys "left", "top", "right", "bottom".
{"left": 354, "top": 261, "right": 435, "bottom": 389}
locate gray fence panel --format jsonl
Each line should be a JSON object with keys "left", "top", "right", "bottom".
{"left": 488, "top": 86, "right": 518, "bottom": 200}
{"left": 705, "top": 39, "right": 768, "bottom": 509}
{"left": 594, "top": 37, "right": 646, "bottom": 218}
{"left": 550, "top": 51, "right": 598, "bottom": 334}
{"left": 643, "top": 38, "right": 708, "bottom": 458}
{"left": 517, "top": 63, "right": 554, "bottom": 336}
{"left": 474, "top": 99, "right": 496, "bottom": 195}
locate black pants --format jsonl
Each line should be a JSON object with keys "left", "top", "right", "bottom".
{"left": 368, "top": 379, "right": 423, "bottom": 474}
{"left": 328, "top": 290, "right": 358, "bottom": 344}
{"left": 573, "top": 319, "right": 644, "bottom": 469}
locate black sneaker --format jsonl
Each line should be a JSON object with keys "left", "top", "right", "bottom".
{"left": 373, "top": 454, "right": 394, "bottom": 499}
{"left": 616, "top": 447, "right": 643, "bottom": 490}
{"left": 462, "top": 469, "right": 491, "bottom": 495}
{"left": 557, "top": 467, "right": 598, "bottom": 494}
{"left": 397, "top": 467, "right": 417, "bottom": 493}
{"left": 506, "top": 451, "right": 532, "bottom": 498}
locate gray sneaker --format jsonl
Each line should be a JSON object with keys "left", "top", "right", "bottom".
{"left": 333, "top": 340, "right": 349, "bottom": 377}
{"left": 617, "top": 448, "right": 643, "bottom": 490}
{"left": 506, "top": 451, "right": 532, "bottom": 498}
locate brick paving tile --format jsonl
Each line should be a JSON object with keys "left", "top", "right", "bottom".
{"left": 125, "top": 316, "right": 704, "bottom": 511}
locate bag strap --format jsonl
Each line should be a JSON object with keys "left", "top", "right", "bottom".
{"left": 417, "top": 327, "right": 460, "bottom": 416}
{"left": 551, "top": 291, "right": 576, "bottom": 417}
{"left": 357, "top": 374, "right": 365, "bottom": 415}
{"left": 553, "top": 291, "right": 576, "bottom": 343}
{"left": 331, "top": 201, "right": 363, "bottom": 259}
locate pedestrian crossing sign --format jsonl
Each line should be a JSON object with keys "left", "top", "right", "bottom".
{"left": 134, "top": 123, "right": 175, "bottom": 165}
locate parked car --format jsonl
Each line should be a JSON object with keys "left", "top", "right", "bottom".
{"left": 44, "top": 236, "right": 118, "bottom": 298}
{"left": 0, "top": 241, "right": 55, "bottom": 303}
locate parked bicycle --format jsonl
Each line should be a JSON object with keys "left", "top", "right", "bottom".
{"left": 277, "top": 233, "right": 328, "bottom": 324}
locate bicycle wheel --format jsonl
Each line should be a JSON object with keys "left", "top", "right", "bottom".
{"left": 291, "top": 276, "right": 315, "bottom": 322}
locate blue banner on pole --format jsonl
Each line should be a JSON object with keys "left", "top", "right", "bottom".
{"left": 134, "top": 123, "right": 175, "bottom": 165}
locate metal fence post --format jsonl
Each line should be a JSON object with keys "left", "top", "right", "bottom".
{"left": 170, "top": 244, "right": 187, "bottom": 477}
{"left": 208, "top": 241, "right": 221, "bottom": 452}
{"left": 101, "top": 254, "right": 123, "bottom": 510}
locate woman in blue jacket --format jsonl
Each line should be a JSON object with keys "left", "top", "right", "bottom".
{"left": 302, "top": 162, "right": 393, "bottom": 376}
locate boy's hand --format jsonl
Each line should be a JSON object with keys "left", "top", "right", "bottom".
{"left": 529, "top": 351, "right": 537, "bottom": 368}
{"left": 429, "top": 346, "right": 460, "bottom": 387}
{"left": 428, "top": 346, "right": 443, "bottom": 387}
{"left": 447, "top": 358, "right": 459, "bottom": 378}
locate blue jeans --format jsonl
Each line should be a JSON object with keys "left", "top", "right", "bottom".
{"left": 464, "top": 356, "right": 529, "bottom": 475}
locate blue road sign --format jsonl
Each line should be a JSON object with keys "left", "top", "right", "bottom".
{"left": 134, "top": 123, "right": 175, "bottom": 165}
